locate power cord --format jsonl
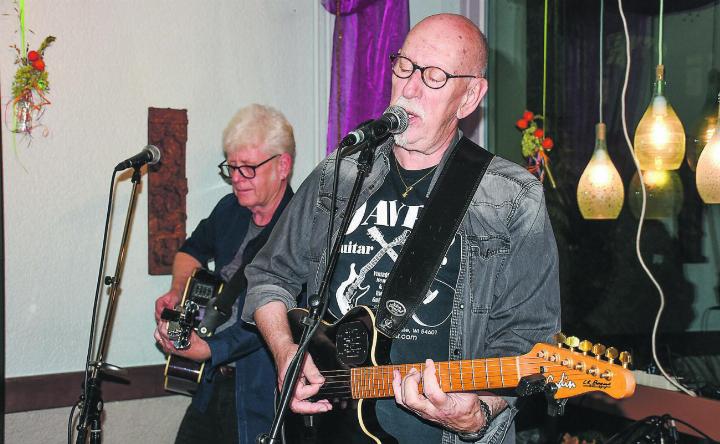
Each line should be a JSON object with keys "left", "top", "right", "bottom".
{"left": 617, "top": 0, "right": 696, "bottom": 397}
{"left": 605, "top": 414, "right": 718, "bottom": 444}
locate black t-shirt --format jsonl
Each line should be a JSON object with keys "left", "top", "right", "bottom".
{"left": 327, "top": 152, "right": 461, "bottom": 443}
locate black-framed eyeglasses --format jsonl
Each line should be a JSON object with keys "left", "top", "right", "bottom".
{"left": 390, "top": 53, "right": 478, "bottom": 89}
{"left": 218, "top": 154, "right": 279, "bottom": 179}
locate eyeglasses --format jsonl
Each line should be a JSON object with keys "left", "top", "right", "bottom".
{"left": 390, "top": 53, "right": 478, "bottom": 90}
{"left": 218, "top": 154, "right": 279, "bottom": 179}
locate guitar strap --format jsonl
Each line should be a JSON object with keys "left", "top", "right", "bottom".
{"left": 197, "top": 187, "right": 294, "bottom": 337}
{"left": 375, "top": 137, "right": 494, "bottom": 338}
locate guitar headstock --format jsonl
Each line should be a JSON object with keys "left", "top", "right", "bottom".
{"left": 526, "top": 335, "right": 636, "bottom": 400}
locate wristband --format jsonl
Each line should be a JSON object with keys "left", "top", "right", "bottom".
{"left": 457, "top": 398, "right": 492, "bottom": 442}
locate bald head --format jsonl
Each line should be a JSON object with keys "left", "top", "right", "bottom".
{"left": 408, "top": 14, "right": 488, "bottom": 77}
{"left": 389, "top": 13, "right": 489, "bottom": 164}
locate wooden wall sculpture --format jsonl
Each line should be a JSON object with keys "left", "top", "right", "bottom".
{"left": 147, "top": 108, "right": 188, "bottom": 275}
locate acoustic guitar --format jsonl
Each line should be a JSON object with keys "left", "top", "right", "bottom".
{"left": 282, "top": 306, "right": 636, "bottom": 444}
{"left": 161, "top": 268, "right": 223, "bottom": 396}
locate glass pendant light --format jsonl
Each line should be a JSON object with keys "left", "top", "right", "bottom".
{"left": 577, "top": 1, "right": 623, "bottom": 220}
{"left": 628, "top": 170, "right": 683, "bottom": 219}
{"left": 696, "top": 93, "right": 720, "bottom": 203}
{"left": 633, "top": 0, "right": 685, "bottom": 171}
{"left": 634, "top": 65, "right": 686, "bottom": 170}
{"left": 578, "top": 124, "right": 624, "bottom": 219}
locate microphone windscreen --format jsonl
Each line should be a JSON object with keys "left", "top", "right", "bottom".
{"left": 384, "top": 105, "right": 409, "bottom": 135}
{"left": 146, "top": 145, "right": 161, "bottom": 165}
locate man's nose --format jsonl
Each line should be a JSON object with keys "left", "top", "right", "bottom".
{"left": 231, "top": 170, "right": 248, "bottom": 183}
{"left": 401, "top": 69, "right": 424, "bottom": 99}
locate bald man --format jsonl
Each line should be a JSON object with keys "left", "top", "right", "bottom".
{"left": 242, "top": 14, "right": 560, "bottom": 444}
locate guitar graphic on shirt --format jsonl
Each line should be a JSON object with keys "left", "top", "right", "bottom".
{"left": 336, "top": 229, "right": 409, "bottom": 314}
{"left": 369, "top": 227, "right": 446, "bottom": 326}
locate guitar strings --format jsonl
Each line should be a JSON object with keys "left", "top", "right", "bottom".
{"left": 311, "top": 359, "right": 608, "bottom": 399}
{"left": 315, "top": 356, "right": 611, "bottom": 377}
{"left": 317, "top": 363, "right": 606, "bottom": 381}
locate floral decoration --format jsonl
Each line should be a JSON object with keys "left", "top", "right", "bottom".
{"left": 8, "top": 35, "right": 55, "bottom": 135}
{"left": 516, "top": 109, "right": 556, "bottom": 187}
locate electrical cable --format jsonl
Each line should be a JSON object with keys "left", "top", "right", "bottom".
{"left": 600, "top": 0, "right": 604, "bottom": 124}
{"left": 617, "top": 0, "right": 695, "bottom": 397}
{"left": 670, "top": 416, "right": 720, "bottom": 442}
{"left": 658, "top": 0, "right": 664, "bottom": 66}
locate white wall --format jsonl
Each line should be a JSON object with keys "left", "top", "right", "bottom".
{"left": 1, "top": 0, "right": 329, "bottom": 378}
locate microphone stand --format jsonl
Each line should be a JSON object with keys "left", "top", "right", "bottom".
{"left": 257, "top": 139, "right": 381, "bottom": 444}
{"left": 75, "top": 166, "right": 142, "bottom": 443}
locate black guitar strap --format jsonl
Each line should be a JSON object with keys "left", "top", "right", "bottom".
{"left": 375, "top": 137, "right": 494, "bottom": 338}
{"left": 197, "top": 187, "right": 293, "bottom": 337}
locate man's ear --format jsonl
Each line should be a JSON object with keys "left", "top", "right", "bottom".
{"left": 457, "top": 77, "right": 488, "bottom": 120}
{"left": 278, "top": 152, "right": 293, "bottom": 180}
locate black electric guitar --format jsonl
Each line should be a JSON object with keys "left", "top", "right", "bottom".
{"left": 161, "top": 268, "right": 223, "bottom": 396}
{"left": 283, "top": 306, "right": 636, "bottom": 444}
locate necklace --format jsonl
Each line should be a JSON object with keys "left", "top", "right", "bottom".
{"left": 394, "top": 155, "right": 438, "bottom": 198}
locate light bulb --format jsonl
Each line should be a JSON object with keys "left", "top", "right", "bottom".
{"left": 696, "top": 102, "right": 720, "bottom": 203}
{"left": 634, "top": 65, "right": 686, "bottom": 170}
{"left": 628, "top": 169, "right": 684, "bottom": 219}
{"left": 577, "top": 123, "right": 624, "bottom": 219}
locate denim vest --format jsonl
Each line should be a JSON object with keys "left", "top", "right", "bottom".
{"left": 243, "top": 135, "right": 561, "bottom": 443}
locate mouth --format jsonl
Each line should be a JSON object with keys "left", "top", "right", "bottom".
{"left": 405, "top": 110, "right": 421, "bottom": 124}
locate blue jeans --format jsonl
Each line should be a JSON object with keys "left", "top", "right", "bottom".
{"left": 175, "top": 374, "right": 238, "bottom": 444}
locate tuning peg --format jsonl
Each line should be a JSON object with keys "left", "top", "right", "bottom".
{"left": 565, "top": 336, "right": 580, "bottom": 351}
{"left": 605, "top": 347, "right": 619, "bottom": 363}
{"left": 553, "top": 332, "right": 567, "bottom": 347}
{"left": 619, "top": 351, "right": 632, "bottom": 369}
{"left": 592, "top": 343, "right": 606, "bottom": 359}
{"left": 578, "top": 340, "right": 593, "bottom": 355}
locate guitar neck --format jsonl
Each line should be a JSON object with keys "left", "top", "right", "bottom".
{"left": 348, "top": 356, "right": 534, "bottom": 400}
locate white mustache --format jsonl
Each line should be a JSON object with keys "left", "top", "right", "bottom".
{"left": 392, "top": 98, "right": 424, "bottom": 119}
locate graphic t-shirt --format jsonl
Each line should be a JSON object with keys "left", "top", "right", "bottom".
{"left": 327, "top": 152, "right": 461, "bottom": 443}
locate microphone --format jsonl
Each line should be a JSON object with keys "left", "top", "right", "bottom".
{"left": 341, "top": 105, "right": 409, "bottom": 148}
{"left": 114, "top": 145, "right": 161, "bottom": 171}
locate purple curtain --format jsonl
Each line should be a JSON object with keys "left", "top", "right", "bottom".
{"left": 323, "top": 0, "right": 409, "bottom": 153}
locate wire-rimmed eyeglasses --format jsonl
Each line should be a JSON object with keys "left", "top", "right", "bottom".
{"left": 389, "top": 53, "right": 478, "bottom": 89}
{"left": 218, "top": 154, "right": 279, "bottom": 179}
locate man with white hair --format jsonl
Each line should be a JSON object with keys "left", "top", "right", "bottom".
{"left": 241, "top": 14, "right": 560, "bottom": 444}
{"left": 154, "top": 104, "right": 296, "bottom": 444}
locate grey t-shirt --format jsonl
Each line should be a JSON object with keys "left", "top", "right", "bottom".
{"left": 215, "top": 221, "right": 263, "bottom": 335}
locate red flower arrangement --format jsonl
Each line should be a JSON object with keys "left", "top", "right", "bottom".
{"left": 516, "top": 110, "right": 556, "bottom": 187}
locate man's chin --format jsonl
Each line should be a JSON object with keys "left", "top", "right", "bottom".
{"left": 234, "top": 192, "right": 255, "bottom": 205}
{"left": 393, "top": 132, "right": 412, "bottom": 148}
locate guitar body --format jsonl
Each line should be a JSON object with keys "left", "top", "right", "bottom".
{"left": 285, "top": 306, "right": 397, "bottom": 444}
{"left": 162, "top": 268, "right": 223, "bottom": 396}
{"left": 164, "top": 355, "right": 205, "bottom": 396}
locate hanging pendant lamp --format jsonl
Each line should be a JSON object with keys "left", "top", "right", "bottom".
{"left": 578, "top": 124, "right": 625, "bottom": 219}
{"left": 634, "top": 65, "right": 686, "bottom": 170}
{"left": 633, "top": 0, "right": 685, "bottom": 171}
{"left": 696, "top": 93, "right": 720, "bottom": 203}
{"left": 577, "top": 0, "right": 623, "bottom": 220}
